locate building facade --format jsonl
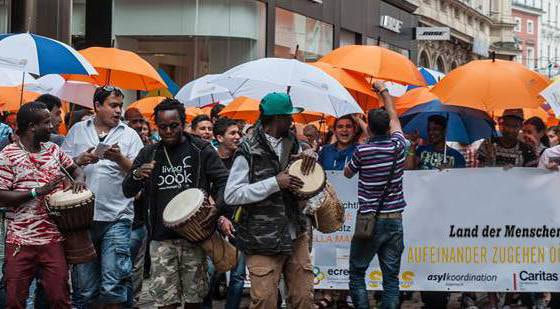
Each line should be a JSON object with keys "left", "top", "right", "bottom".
{"left": 539, "top": 0, "right": 560, "bottom": 77}
{"left": 415, "top": 0, "right": 520, "bottom": 73}
{"left": 512, "top": 0, "right": 544, "bottom": 70}
{"left": 0, "top": 0, "right": 422, "bottom": 86}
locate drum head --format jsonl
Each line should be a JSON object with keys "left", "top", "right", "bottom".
{"left": 288, "top": 159, "right": 325, "bottom": 194}
{"left": 48, "top": 190, "right": 94, "bottom": 207}
{"left": 163, "top": 189, "right": 205, "bottom": 227}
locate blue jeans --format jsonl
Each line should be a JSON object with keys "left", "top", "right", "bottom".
{"left": 126, "top": 225, "right": 147, "bottom": 308}
{"left": 225, "top": 252, "right": 246, "bottom": 309}
{"left": 71, "top": 220, "right": 132, "bottom": 306}
{"left": 349, "top": 218, "right": 404, "bottom": 309}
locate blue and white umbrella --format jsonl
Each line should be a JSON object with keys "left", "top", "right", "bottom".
{"left": 418, "top": 67, "right": 445, "bottom": 85}
{"left": 0, "top": 33, "right": 97, "bottom": 76}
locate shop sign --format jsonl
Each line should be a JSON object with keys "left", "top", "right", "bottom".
{"left": 415, "top": 27, "right": 451, "bottom": 41}
{"left": 380, "top": 15, "right": 403, "bottom": 33}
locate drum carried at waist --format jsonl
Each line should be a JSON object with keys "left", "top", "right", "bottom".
{"left": 287, "top": 159, "right": 326, "bottom": 200}
{"left": 47, "top": 189, "right": 96, "bottom": 264}
{"left": 163, "top": 188, "right": 237, "bottom": 273}
{"left": 304, "top": 182, "right": 345, "bottom": 234}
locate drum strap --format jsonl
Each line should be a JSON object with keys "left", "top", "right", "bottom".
{"left": 279, "top": 138, "right": 294, "bottom": 170}
{"left": 375, "top": 140, "right": 398, "bottom": 215}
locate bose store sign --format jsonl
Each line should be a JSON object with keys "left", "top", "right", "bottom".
{"left": 416, "top": 27, "right": 451, "bottom": 41}
{"left": 380, "top": 15, "right": 403, "bottom": 33}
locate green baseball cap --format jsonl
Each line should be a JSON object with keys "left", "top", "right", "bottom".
{"left": 259, "top": 92, "right": 304, "bottom": 116}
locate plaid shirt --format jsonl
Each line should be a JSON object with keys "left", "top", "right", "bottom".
{"left": 448, "top": 141, "right": 481, "bottom": 168}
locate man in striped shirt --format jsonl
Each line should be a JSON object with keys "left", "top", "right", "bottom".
{"left": 344, "top": 81, "right": 407, "bottom": 309}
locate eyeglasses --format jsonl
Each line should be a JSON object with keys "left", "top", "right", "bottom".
{"left": 157, "top": 123, "right": 182, "bottom": 131}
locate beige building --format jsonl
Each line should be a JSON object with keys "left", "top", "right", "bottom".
{"left": 415, "top": 0, "right": 519, "bottom": 73}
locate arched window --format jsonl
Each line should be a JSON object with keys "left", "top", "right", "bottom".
{"left": 436, "top": 56, "right": 446, "bottom": 73}
{"left": 450, "top": 61, "right": 458, "bottom": 71}
{"left": 419, "top": 51, "right": 431, "bottom": 68}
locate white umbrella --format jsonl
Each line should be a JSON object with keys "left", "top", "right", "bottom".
{"left": 26, "top": 74, "right": 96, "bottom": 108}
{"left": 210, "top": 58, "right": 362, "bottom": 117}
{"left": 175, "top": 74, "right": 233, "bottom": 107}
{"left": 0, "top": 68, "right": 37, "bottom": 87}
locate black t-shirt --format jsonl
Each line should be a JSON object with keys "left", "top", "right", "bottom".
{"left": 221, "top": 155, "right": 235, "bottom": 170}
{"left": 151, "top": 141, "right": 197, "bottom": 240}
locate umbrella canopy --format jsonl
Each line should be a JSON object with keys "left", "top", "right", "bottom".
{"left": 128, "top": 97, "right": 210, "bottom": 122}
{"left": 64, "top": 47, "right": 166, "bottom": 91}
{"left": 319, "top": 45, "right": 426, "bottom": 87}
{"left": 394, "top": 87, "right": 439, "bottom": 114}
{"left": 494, "top": 107, "right": 559, "bottom": 127}
{"left": 219, "top": 96, "right": 335, "bottom": 124}
{"left": 211, "top": 58, "right": 363, "bottom": 117}
{"left": 26, "top": 74, "right": 97, "bottom": 108}
{"left": 431, "top": 59, "right": 551, "bottom": 111}
{"left": 0, "top": 68, "right": 37, "bottom": 87}
{"left": 128, "top": 96, "right": 167, "bottom": 119}
{"left": 0, "top": 33, "right": 96, "bottom": 76}
{"left": 186, "top": 106, "right": 211, "bottom": 122}
{"left": 400, "top": 100, "right": 496, "bottom": 144}
{"left": 0, "top": 86, "right": 41, "bottom": 112}
{"left": 419, "top": 67, "right": 445, "bottom": 85}
{"left": 308, "top": 62, "right": 375, "bottom": 97}
{"left": 175, "top": 74, "right": 233, "bottom": 107}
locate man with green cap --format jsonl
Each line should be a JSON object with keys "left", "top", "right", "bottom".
{"left": 224, "top": 92, "right": 317, "bottom": 309}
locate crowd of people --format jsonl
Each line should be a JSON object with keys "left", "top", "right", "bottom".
{"left": 0, "top": 82, "right": 558, "bottom": 309}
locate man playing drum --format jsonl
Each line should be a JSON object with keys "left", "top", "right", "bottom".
{"left": 62, "top": 86, "right": 144, "bottom": 309}
{"left": 224, "top": 92, "right": 318, "bottom": 309}
{"left": 122, "top": 98, "right": 229, "bottom": 309}
{"left": 0, "top": 102, "right": 86, "bottom": 309}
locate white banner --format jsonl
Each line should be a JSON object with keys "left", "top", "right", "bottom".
{"left": 312, "top": 168, "right": 560, "bottom": 292}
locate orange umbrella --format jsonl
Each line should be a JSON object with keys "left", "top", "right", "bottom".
{"left": 394, "top": 87, "right": 439, "bottom": 114}
{"left": 431, "top": 59, "right": 551, "bottom": 112}
{"left": 219, "top": 96, "right": 335, "bottom": 124}
{"left": 127, "top": 97, "right": 210, "bottom": 123}
{"left": 64, "top": 47, "right": 166, "bottom": 91}
{"left": 0, "top": 86, "right": 40, "bottom": 112}
{"left": 319, "top": 45, "right": 426, "bottom": 87}
{"left": 309, "top": 62, "right": 375, "bottom": 97}
{"left": 186, "top": 106, "right": 211, "bottom": 122}
{"left": 127, "top": 96, "right": 167, "bottom": 119}
{"left": 494, "top": 107, "right": 559, "bottom": 127}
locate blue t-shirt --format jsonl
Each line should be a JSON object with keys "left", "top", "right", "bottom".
{"left": 318, "top": 143, "right": 357, "bottom": 171}
{"left": 416, "top": 144, "right": 466, "bottom": 169}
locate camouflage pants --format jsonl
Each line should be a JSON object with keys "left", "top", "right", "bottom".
{"left": 149, "top": 239, "right": 208, "bottom": 306}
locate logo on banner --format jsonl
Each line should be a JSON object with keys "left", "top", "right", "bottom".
{"left": 427, "top": 272, "right": 498, "bottom": 286}
{"left": 368, "top": 270, "right": 415, "bottom": 288}
{"left": 313, "top": 267, "right": 326, "bottom": 285}
{"left": 514, "top": 271, "right": 559, "bottom": 290}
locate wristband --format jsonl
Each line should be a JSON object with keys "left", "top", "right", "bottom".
{"left": 378, "top": 88, "right": 388, "bottom": 94}
{"left": 30, "top": 188, "right": 38, "bottom": 199}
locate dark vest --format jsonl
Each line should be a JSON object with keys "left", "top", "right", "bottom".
{"left": 234, "top": 126, "right": 308, "bottom": 255}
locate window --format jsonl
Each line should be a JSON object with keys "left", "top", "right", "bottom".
{"left": 514, "top": 17, "right": 521, "bottom": 32}
{"left": 527, "top": 20, "right": 534, "bottom": 34}
{"left": 440, "top": 0, "right": 447, "bottom": 12}
{"left": 468, "top": 16, "right": 473, "bottom": 25}
{"left": 436, "top": 56, "right": 446, "bottom": 73}
{"left": 274, "top": 7, "right": 334, "bottom": 62}
{"left": 340, "top": 29, "right": 356, "bottom": 47}
{"left": 527, "top": 47, "right": 535, "bottom": 68}
{"left": 112, "top": 0, "right": 266, "bottom": 86}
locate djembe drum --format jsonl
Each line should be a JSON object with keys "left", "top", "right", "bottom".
{"left": 287, "top": 159, "right": 326, "bottom": 199}
{"left": 47, "top": 190, "right": 96, "bottom": 264}
{"left": 304, "top": 182, "right": 345, "bottom": 233}
{"left": 163, "top": 188, "right": 238, "bottom": 273}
